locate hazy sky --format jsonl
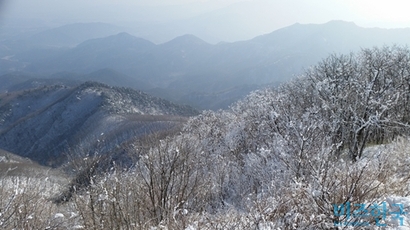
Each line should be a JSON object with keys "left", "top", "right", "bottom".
{"left": 1, "top": 0, "right": 410, "bottom": 42}
{"left": 0, "top": 0, "right": 246, "bottom": 23}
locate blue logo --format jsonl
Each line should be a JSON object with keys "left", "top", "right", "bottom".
{"left": 333, "top": 201, "right": 406, "bottom": 227}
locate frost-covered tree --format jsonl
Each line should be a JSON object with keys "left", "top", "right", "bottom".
{"left": 306, "top": 46, "right": 410, "bottom": 160}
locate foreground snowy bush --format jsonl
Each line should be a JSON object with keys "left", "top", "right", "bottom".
{"left": 0, "top": 176, "right": 68, "bottom": 229}
{"left": 58, "top": 136, "right": 409, "bottom": 229}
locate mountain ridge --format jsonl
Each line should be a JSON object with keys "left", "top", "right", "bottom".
{"left": 4, "top": 21, "right": 410, "bottom": 109}
{"left": 0, "top": 81, "right": 198, "bottom": 166}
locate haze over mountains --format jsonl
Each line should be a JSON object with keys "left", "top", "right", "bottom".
{"left": 3, "top": 2, "right": 410, "bottom": 226}
{"left": 0, "top": 0, "right": 315, "bottom": 44}
{"left": 4, "top": 19, "right": 409, "bottom": 167}
{"left": 2, "top": 20, "right": 410, "bottom": 110}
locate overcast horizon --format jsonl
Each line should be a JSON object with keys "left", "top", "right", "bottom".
{"left": 1, "top": 0, "right": 410, "bottom": 43}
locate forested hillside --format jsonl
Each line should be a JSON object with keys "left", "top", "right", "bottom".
{"left": 1, "top": 46, "right": 410, "bottom": 229}
{"left": 0, "top": 82, "right": 197, "bottom": 166}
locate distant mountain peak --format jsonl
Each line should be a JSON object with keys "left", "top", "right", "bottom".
{"left": 162, "top": 34, "right": 210, "bottom": 47}
{"left": 251, "top": 20, "right": 363, "bottom": 46}
{"left": 321, "top": 20, "right": 358, "bottom": 29}
{"left": 76, "top": 32, "right": 155, "bottom": 49}
{"left": 107, "top": 32, "right": 150, "bottom": 43}
{"left": 324, "top": 20, "right": 357, "bottom": 25}
{"left": 115, "top": 32, "right": 134, "bottom": 37}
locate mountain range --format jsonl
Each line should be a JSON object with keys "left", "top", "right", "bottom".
{"left": 2, "top": 20, "right": 410, "bottom": 110}
{"left": 2, "top": 20, "right": 410, "bottom": 168}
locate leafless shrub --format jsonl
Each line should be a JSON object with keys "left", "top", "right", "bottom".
{"left": 246, "top": 137, "right": 410, "bottom": 229}
{"left": 0, "top": 176, "right": 67, "bottom": 229}
{"left": 70, "top": 133, "right": 212, "bottom": 229}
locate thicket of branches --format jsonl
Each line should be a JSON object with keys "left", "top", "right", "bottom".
{"left": 1, "top": 46, "right": 410, "bottom": 229}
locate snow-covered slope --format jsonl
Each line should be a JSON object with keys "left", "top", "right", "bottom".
{"left": 0, "top": 82, "right": 198, "bottom": 166}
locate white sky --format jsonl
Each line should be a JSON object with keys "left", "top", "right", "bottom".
{"left": 1, "top": 0, "right": 410, "bottom": 41}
